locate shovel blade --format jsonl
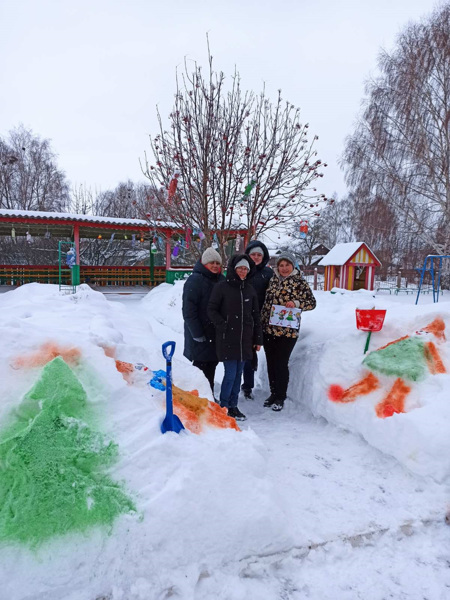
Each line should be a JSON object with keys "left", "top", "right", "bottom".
{"left": 161, "top": 413, "right": 185, "bottom": 434}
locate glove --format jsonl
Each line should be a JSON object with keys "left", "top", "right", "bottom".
{"left": 193, "top": 336, "right": 207, "bottom": 342}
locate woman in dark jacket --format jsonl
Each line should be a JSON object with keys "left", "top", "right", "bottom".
{"left": 207, "top": 254, "right": 263, "bottom": 421}
{"left": 241, "top": 239, "right": 274, "bottom": 398}
{"left": 182, "top": 247, "right": 225, "bottom": 393}
{"left": 260, "top": 252, "right": 316, "bottom": 412}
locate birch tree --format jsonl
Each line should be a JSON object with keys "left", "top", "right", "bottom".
{"left": 342, "top": 4, "right": 450, "bottom": 256}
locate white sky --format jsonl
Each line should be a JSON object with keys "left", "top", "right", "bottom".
{"left": 0, "top": 0, "right": 439, "bottom": 200}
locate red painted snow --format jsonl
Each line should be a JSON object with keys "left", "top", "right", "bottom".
{"left": 328, "top": 372, "right": 379, "bottom": 403}
{"left": 375, "top": 378, "right": 410, "bottom": 418}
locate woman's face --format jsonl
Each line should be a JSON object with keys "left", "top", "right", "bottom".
{"left": 235, "top": 266, "right": 249, "bottom": 280}
{"left": 249, "top": 252, "right": 263, "bottom": 265}
{"left": 205, "top": 261, "right": 222, "bottom": 274}
{"left": 278, "top": 260, "right": 294, "bottom": 277}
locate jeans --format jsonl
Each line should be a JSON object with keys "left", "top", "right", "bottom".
{"left": 242, "top": 359, "right": 254, "bottom": 392}
{"left": 220, "top": 360, "right": 245, "bottom": 408}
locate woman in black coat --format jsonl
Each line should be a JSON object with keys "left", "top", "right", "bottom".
{"left": 182, "top": 247, "right": 224, "bottom": 393}
{"left": 241, "top": 239, "right": 274, "bottom": 398}
{"left": 207, "top": 254, "right": 263, "bottom": 421}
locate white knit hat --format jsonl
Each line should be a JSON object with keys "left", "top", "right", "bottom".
{"left": 248, "top": 245, "right": 264, "bottom": 256}
{"left": 201, "top": 247, "right": 222, "bottom": 265}
{"left": 235, "top": 258, "right": 250, "bottom": 270}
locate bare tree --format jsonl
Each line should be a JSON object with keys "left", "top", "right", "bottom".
{"left": 70, "top": 184, "right": 96, "bottom": 215}
{"left": 314, "top": 194, "right": 355, "bottom": 248}
{"left": 282, "top": 221, "right": 328, "bottom": 268}
{"left": 68, "top": 180, "right": 170, "bottom": 267}
{"left": 141, "top": 47, "right": 327, "bottom": 255}
{"left": 282, "top": 194, "right": 357, "bottom": 267}
{"left": 0, "top": 125, "right": 70, "bottom": 212}
{"left": 342, "top": 4, "right": 450, "bottom": 256}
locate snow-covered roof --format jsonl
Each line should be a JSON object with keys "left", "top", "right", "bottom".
{"left": 318, "top": 242, "right": 380, "bottom": 266}
{"left": 310, "top": 255, "right": 324, "bottom": 264}
{"left": 0, "top": 208, "right": 149, "bottom": 227}
{"left": 0, "top": 209, "right": 250, "bottom": 233}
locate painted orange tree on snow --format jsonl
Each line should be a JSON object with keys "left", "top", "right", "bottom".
{"left": 328, "top": 318, "right": 447, "bottom": 418}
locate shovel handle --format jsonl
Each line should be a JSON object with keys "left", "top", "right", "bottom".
{"left": 162, "top": 341, "right": 176, "bottom": 361}
{"left": 364, "top": 331, "right": 372, "bottom": 354}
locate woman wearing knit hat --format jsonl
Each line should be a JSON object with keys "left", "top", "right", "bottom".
{"left": 260, "top": 252, "right": 316, "bottom": 411}
{"left": 182, "top": 247, "right": 224, "bottom": 394}
{"left": 207, "top": 254, "right": 263, "bottom": 421}
{"left": 241, "top": 239, "right": 274, "bottom": 399}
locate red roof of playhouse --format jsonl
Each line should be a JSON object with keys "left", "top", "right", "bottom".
{"left": 318, "top": 242, "right": 381, "bottom": 267}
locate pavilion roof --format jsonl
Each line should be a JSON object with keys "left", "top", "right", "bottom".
{"left": 0, "top": 209, "right": 248, "bottom": 240}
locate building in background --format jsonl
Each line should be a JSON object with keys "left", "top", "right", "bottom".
{"left": 318, "top": 242, "right": 381, "bottom": 291}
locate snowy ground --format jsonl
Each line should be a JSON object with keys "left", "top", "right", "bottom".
{"left": 0, "top": 283, "right": 449, "bottom": 599}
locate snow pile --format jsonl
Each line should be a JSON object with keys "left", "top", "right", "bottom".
{"left": 0, "top": 282, "right": 449, "bottom": 599}
{"left": 139, "top": 282, "right": 450, "bottom": 484}
{"left": 143, "top": 282, "right": 450, "bottom": 481}
{"left": 288, "top": 290, "right": 450, "bottom": 482}
{"left": 0, "top": 284, "right": 291, "bottom": 600}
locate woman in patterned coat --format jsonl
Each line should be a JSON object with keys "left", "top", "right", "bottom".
{"left": 260, "top": 252, "right": 316, "bottom": 411}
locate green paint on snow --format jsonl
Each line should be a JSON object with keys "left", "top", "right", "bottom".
{"left": 363, "top": 337, "right": 427, "bottom": 382}
{"left": 0, "top": 357, "right": 135, "bottom": 547}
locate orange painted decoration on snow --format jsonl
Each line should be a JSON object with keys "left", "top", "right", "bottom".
{"left": 328, "top": 318, "right": 447, "bottom": 419}
{"left": 113, "top": 358, "right": 240, "bottom": 433}
{"left": 102, "top": 346, "right": 116, "bottom": 358}
{"left": 172, "top": 384, "right": 240, "bottom": 432}
{"left": 418, "top": 318, "right": 446, "bottom": 342}
{"left": 14, "top": 343, "right": 239, "bottom": 434}
{"left": 424, "top": 341, "right": 447, "bottom": 375}
{"left": 116, "top": 360, "right": 134, "bottom": 383}
{"left": 11, "top": 342, "right": 81, "bottom": 369}
{"left": 375, "top": 335, "right": 410, "bottom": 352}
{"left": 328, "top": 372, "right": 380, "bottom": 403}
{"left": 375, "top": 378, "right": 410, "bottom": 418}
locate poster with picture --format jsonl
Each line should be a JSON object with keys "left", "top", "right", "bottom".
{"left": 269, "top": 305, "right": 302, "bottom": 329}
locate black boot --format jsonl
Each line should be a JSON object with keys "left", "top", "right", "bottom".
{"left": 272, "top": 399, "right": 285, "bottom": 412}
{"left": 227, "top": 407, "right": 236, "bottom": 418}
{"left": 228, "top": 407, "right": 246, "bottom": 421}
{"left": 233, "top": 407, "right": 247, "bottom": 421}
{"left": 264, "top": 394, "right": 276, "bottom": 407}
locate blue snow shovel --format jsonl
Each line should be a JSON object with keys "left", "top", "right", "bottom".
{"left": 160, "top": 341, "right": 185, "bottom": 434}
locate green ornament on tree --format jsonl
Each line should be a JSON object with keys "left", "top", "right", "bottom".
{"left": 242, "top": 180, "right": 257, "bottom": 199}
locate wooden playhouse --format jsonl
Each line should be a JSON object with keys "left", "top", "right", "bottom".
{"left": 318, "top": 242, "right": 381, "bottom": 291}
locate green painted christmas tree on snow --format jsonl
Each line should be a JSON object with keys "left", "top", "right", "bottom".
{"left": 0, "top": 357, "right": 135, "bottom": 547}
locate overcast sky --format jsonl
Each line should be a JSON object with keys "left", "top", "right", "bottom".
{"left": 0, "top": 0, "right": 440, "bottom": 201}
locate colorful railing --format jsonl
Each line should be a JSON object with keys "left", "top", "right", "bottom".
{"left": 0, "top": 265, "right": 167, "bottom": 287}
{"left": 80, "top": 266, "right": 166, "bottom": 287}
